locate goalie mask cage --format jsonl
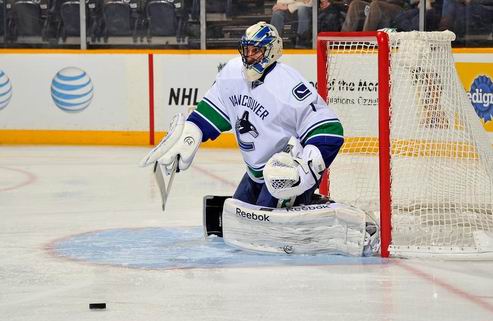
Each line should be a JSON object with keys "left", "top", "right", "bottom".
{"left": 317, "top": 31, "right": 493, "bottom": 259}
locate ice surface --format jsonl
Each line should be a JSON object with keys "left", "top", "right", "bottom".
{"left": 1, "top": 146, "right": 492, "bottom": 321}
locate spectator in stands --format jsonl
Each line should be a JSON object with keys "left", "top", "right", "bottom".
{"left": 466, "top": 0, "right": 493, "bottom": 38}
{"left": 439, "top": 0, "right": 492, "bottom": 40}
{"left": 439, "top": 0, "right": 468, "bottom": 37}
{"left": 390, "top": 0, "right": 442, "bottom": 31}
{"left": 339, "top": 0, "right": 366, "bottom": 31}
{"left": 270, "top": 0, "right": 313, "bottom": 48}
{"left": 318, "top": 0, "right": 348, "bottom": 32}
{"left": 341, "top": 0, "right": 409, "bottom": 31}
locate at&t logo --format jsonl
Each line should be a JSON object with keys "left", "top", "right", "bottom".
{"left": 468, "top": 75, "right": 493, "bottom": 122}
{"left": 51, "top": 67, "right": 94, "bottom": 112}
{"left": 0, "top": 70, "right": 12, "bottom": 110}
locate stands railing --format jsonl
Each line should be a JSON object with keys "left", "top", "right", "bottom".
{"left": 1, "top": 0, "right": 491, "bottom": 49}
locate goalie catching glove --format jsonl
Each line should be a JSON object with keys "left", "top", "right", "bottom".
{"left": 264, "top": 139, "right": 326, "bottom": 200}
{"left": 140, "top": 113, "right": 202, "bottom": 173}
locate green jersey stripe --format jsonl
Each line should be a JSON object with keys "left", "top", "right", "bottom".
{"left": 302, "top": 121, "right": 344, "bottom": 144}
{"left": 196, "top": 100, "right": 232, "bottom": 132}
{"left": 247, "top": 166, "right": 264, "bottom": 179}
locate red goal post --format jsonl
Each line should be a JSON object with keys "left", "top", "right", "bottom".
{"left": 316, "top": 31, "right": 493, "bottom": 259}
{"left": 317, "top": 31, "right": 392, "bottom": 257}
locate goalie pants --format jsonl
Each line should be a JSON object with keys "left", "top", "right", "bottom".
{"left": 233, "top": 173, "right": 318, "bottom": 208}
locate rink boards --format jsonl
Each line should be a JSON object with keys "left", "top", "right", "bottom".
{"left": 0, "top": 49, "right": 491, "bottom": 145}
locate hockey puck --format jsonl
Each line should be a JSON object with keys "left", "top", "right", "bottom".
{"left": 89, "top": 303, "right": 106, "bottom": 310}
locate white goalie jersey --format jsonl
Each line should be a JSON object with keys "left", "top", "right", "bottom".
{"left": 187, "top": 57, "right": 343, "bottom": 182}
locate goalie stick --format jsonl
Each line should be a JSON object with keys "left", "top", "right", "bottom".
{"left": 153, "top": 155, "right": 179, "bottom": 212}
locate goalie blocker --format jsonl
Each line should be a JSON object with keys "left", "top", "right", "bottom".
{"left": 203, "top": 195, "right": 379, "bottom": 256}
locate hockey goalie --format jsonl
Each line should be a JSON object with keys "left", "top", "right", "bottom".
{"left": 140, "top": 21, "right": 380, "bottom": 257}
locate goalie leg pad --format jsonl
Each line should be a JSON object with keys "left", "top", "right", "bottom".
{"left": 222, "top": 198, "right": 369, "bottom": 256}
{"left": 203, "top": 195, "right": 231, "bottom": 237}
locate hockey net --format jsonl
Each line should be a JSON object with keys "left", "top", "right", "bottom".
{"left": 317, "top": 31, "right": 493, "bottom": 259}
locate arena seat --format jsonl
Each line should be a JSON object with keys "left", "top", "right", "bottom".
{"left": 145, "top": 0, "right": 176, "bottom": 38}
{"left": 102, "top": 0, "right": 139, "bottom": 42}
{"left": 59, "top": 1, "right": 80, "bottom": 39}
{"left": 12, "top": 0, "right": 43, "bottom": 36}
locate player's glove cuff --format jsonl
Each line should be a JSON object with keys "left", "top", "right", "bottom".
{"left": 299, "top": 144, "right": 326, "bottom": 183}
{"left": 140, "top": 114, "right": 202, "bottom": 173}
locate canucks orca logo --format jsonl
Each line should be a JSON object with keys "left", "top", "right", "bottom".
{"left": 292, "top": 82, "right": 312, "bottom": 101}
{"left": 235, "top": 111, "right": 258, "bottom": 151}
{"left": 51, "top": 67, "right": 94, "bottom": 113}
{"left": 0, "top": 70, "right": 13, "bottom": 111}
{"left": 469, "top": 75, "right": 493, "bottom": 122}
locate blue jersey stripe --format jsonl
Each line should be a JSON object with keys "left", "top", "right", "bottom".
{"left": 304, "top": 135, "right": 344, "bottom": 168}
{"left": 187, "top": 111, "right": 222, "bottom": 142}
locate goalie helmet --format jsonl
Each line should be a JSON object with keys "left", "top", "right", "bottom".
{"left": 239, "top": 21, "right": 283, "bottom": 81}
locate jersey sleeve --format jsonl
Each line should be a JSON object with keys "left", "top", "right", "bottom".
{"left": 295, "top": 94, "right": 344, "bottom": 168}
{"left": 187, "top": 81, "right": 232, "bottom": 142}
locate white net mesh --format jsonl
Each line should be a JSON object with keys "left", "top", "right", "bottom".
{"left": 321, "top": 31, "right": 493, "bottom": 258}
{"left": 271, "top": 177, "right": 297, "bottom": 191}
